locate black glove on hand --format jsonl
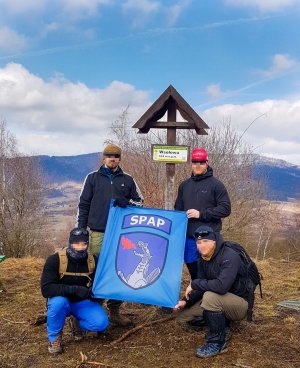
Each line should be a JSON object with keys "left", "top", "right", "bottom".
{"left": 114, "top": 197, "right": 129, "bottom": 208}
{"left": 68, "top": 285, "right": 91, "bottom": 299}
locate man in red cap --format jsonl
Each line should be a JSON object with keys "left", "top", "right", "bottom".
{"left": 174, "top": 148, "right": 231, "bottom": 280}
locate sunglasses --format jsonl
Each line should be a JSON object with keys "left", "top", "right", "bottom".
{"left": 192, "top": 161, "right": 207, "bottom": 165}
{"left": 104, "top": 154, "right": 120, "bottom": 158}
{"left": 70, "top": 229, "right": 89, "bottom": 236}
{"left": 194, "top": 230, "right": 210, "bottom": 238}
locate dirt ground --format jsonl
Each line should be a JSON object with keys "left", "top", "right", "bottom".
{"left": 0, "top": 258, "right": 299, "bottom": 368}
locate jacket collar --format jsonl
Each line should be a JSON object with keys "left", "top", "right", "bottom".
{"left": 191, "top": 166, "right": 213, "bottom": 181}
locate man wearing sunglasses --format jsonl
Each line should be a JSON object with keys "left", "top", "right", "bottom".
{"left": 41, "top": 227, "right": 109, "bottom": 354}
{"left": 174, "top": 226, "right": 248, "bottom": 358}
{"left": 175, "top": 148, "right": 231, "bottom": 280}
{"left": 76, "top": 144, "right": 143, "bottom": 326}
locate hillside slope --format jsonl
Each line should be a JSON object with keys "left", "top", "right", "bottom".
{"left": 36, "top": 153, "right": 300, "bottom": 201}
{"left": 0, "top": 258, "right": 299, "bottom": 368}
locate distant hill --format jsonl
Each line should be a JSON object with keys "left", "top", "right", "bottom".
{"left": 36, "top": 152, "right": 101, "bottom": 183}
{"left": 35, "top": 152, "right": 300, "bottom": 201}
{"left": 253, "top": 156, "right": 300, "bottom": 201}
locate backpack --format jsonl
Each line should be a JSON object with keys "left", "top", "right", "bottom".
{"left": 57, "top": 248, "right": 95, "bottom": 288}
{"left": 221, "top": 241, "right": 263, "bottom": 322}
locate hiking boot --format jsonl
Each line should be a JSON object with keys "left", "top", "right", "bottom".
{"left": 109, "top": 307, "right": 132, "bottom": 327}
{"left": 199, "top": 310, "right": 227, "bottom": 357}
{"left": 48, "top": 334, "right": 63, "bottom": 354}
{"left": 69, "top": 316, "right": 84, "bottom": 341}
{"left": 195, "top": 342, "right": 228, "bottom": 358}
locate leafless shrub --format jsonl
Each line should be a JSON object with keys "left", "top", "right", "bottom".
{"left": 0, "top": 121, "right": 47, "bottom": 257}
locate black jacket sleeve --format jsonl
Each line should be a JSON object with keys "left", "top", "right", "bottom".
{"left": 128, "top": 177, "right": 143, "bottom": 206}
{"left": 199, "top": 181, "right": 231, "bottom": 222}
{"left": 174, "top": 183, "right": 184, "bottom": 210}
{"left": 191, "top": 249, "right": 240, "bottom": 295}
{"left": 77, "top": 174, "right": 94, "bottom": 229}
{"left": 183, "top": 290, "right": 204, "bottom": 308}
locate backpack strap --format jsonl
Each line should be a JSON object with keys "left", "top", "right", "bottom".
{"left": 87, "top": 252, "right": 95, "bottom": 275}
{"left": 58, "top": 248, "right": 68, "bottom": 279}
{"left": 246, "top": 279, "right": 255, "bottom": 321}
{"left": 58, "top": 249, "right": 95, "bottom": 279}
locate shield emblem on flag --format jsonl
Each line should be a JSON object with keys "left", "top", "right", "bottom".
{"left": 116, "top": 232, "right": 168, "bottom": 290}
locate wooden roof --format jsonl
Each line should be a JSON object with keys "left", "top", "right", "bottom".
{"left": 132, "top": 85, "right": 209, "bottom": 134}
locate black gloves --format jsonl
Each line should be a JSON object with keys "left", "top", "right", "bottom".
{"left": 114, "top": 197, "right": 129, "bottom": 208}
{"left": 66, "top": 285, "right": 91, "bottom": 299}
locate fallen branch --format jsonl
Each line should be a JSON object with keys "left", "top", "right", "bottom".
{"left": 75, "top": 351, "right": 112, "bottom": 368}
{"left": 111, "top": 314, "right": 176, "bottom": 345}
{"left": 1, "top": 317, "right": 27, "bottom": 324}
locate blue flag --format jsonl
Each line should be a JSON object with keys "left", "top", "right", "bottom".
{"left": 92, "top": 204, "right": 187, "bottom": 308}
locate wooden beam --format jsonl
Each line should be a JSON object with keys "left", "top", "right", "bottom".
{"left": 146, "top": 121, "right": 201, "bottom": 129}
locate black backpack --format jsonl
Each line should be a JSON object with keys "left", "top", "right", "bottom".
{"left": 222, "top": 241, "right": 263, "bottom": 322}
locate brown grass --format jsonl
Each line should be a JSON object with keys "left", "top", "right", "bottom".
{"left": 0, "top": 258, "right": 299, "bottom": 368}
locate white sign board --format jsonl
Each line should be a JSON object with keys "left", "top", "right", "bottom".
{"left": 152, "top": 145, "right": 189, "bottom": 163}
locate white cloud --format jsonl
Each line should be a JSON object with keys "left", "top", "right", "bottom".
{"left": 62, "top": 0, "right": 112, "bottom": 19}
{"left": 0, "top": 0, "right": 47, "bottom": 15}
{"left": 1, "top": 63, "right": 299, "bottom": 165}
{"left": 0, "top": 63, "right": 151, "bottom": 155}
{"left": 225, "top": 0, "right": 299, "bottom": 12}
{"left": 17, "top": 131, "right": 109, "bottom": 156}
{"left": 205, "top": 84, "right": 232, "bottom": 100}
{"left": 0, "top": 0, "right": 113, "bottom": 49}
{"left": 0, "top": 27, "right": 29, "bottom": 53}
{"left": 201, "top": 99, "right": 300, "bottom": 165}
{"left": 257, "top": 54, "right": 299, "bottom": 78}
{"left": 0, "top": 0, "right": 111, "bottom": 16}
{"left": 165, "top": 0, "right": 191, "bottom": 27}
{"left": 122, "top": 0, "right": 161, "bottom": 28}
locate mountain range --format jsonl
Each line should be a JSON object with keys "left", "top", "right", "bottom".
{"left": 36, "top": 152, "right": 300, "bottom": 202}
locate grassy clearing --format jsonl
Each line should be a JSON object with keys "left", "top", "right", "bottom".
{"left": 0, "top": 258, "right": 299, "bottom": 368}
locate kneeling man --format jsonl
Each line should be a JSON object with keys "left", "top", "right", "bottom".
{"left": 175, "top": 226, "right": 248, "bottom": 358}
{"left": 41, "top": 228, "right": 109, "bottom": 354}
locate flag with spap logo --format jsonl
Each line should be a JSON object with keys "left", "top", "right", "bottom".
{"left": 92, "top": 204, "right": 187, "bottom": 308}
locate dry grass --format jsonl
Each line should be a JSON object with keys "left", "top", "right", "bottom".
{"left": 0, "top": 258, "right": 299, "bottom": 368}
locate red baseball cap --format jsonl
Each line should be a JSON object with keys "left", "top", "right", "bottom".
{"left": 191, "top": 148, "right": 208, "bottom": 162}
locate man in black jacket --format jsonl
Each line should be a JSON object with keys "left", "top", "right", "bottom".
{"left": 76, "top": 144, "right": 143, "bottom": 326}
{"left": 41, "top": 228, "right": 109, "bottom": 354}
{"left": 174, "top": 226, "right": 248, "bottom": 358}
{"left": 174, "top": 148, "right": 231, "bottom": 280}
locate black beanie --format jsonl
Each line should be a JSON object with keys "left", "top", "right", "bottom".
{"left": 194, "top": 226, "right": 216, "bottom": 241}
{"left": 69, "top": 228, "right": 89, "bottom": 244}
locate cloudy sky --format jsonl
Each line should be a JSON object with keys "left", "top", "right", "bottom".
{"left": 0, "top": 0, "right": 299, "bottom": 165}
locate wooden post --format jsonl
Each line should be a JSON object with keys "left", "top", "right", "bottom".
{"left": 165, "top": 98, "right": 176, "bottom": 210}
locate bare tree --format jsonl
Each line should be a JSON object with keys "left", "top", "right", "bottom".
{"left": 0, "top": 121, "right": 46, "bottom": 257}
